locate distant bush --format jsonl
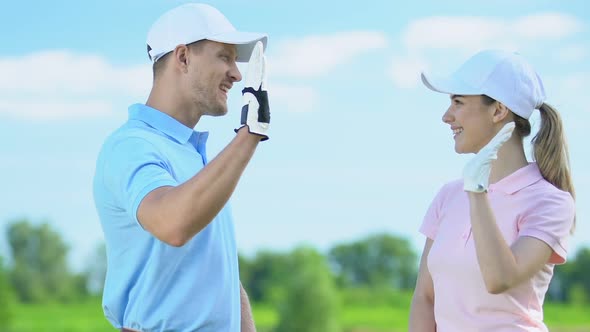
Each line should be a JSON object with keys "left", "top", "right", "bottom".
{"left": 0, "top": 256, "right": 14, "bottom": 330}
{"left": 339, "top": 286, "right": 413, "bottom": 308}
{"left": 6, "top": 220, "right": 90, "bottom": 303}
{"left": 275, "top": 247, "right": 340, "bottom": 332}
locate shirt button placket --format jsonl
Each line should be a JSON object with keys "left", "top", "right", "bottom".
{"left": 462, "top": 227, "right": 471, "bottom": 246}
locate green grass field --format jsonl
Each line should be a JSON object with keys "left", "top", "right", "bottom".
{"left": 7, "top": 296, "right": 590, "bottom": 332}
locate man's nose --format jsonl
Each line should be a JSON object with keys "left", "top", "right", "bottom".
{"left": 229, "top": 63, "right": 242, "bottom": 83}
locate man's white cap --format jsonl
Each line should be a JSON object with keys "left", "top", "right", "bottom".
{"left": 146, "top": 3, "right": 268, "bottom": 63}
{"left": 421, "top": 50, "right": 546, "bottom": 119}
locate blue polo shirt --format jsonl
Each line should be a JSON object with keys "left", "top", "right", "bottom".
{"left": 93, "top": 103, "right": 240, "bottom": 331}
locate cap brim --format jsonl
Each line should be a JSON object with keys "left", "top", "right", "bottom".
{"left": 207, "top": 31, "right": 268, "bottom": 62}
{"left": 420, "top": 72, "right": 481, "bottom": 96}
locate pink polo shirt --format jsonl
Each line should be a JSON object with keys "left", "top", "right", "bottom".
{"left": 420, "top": 163, "right": 575, "bottom": 332}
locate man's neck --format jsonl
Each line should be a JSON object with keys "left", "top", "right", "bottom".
{"left": 146, "top": 84, "right": 201, "bottom": 128}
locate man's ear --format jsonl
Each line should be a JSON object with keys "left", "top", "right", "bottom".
{"left": 492, "top": 102, "right": 510, "bottom": 124}
{"left": 173, "top": 45, "right": 190, "bottom": 73}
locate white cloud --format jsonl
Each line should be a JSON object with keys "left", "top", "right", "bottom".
{"left": 269, "top": 31, "right": 388, "bottom": 78}
{"left": 0, "top": 100, "right": 113, "bottom": 120}
{"left": 549, "top": 72, "right": 590, "bottom": 111}
{"left": 262, "top": 31, "right": 388, "bottom": 112}
{"left": 544, "top": 71, "right": 590, "bottom": 101}
{"left": 0, "top": 49, "right": 323, "bottom": 118}
{"left": 403, "top": 16, "right": 505, "bottom": 52}
{"left": 402, "top": 13, "right": 583, "bottom": 53}
{"left": 390, "top": 56, "right": 429, "bottom": 89}
{"left": 561, "top": 72, "right": 589, "bottom": 91}
{"left": 513, "top": 13, "right": 583, "bottom": 39}
{"left": 392, "top": 12, "right": 585, "bottom": 88}
{"left": 542, "top": 72, "right": 590, "bottom": 133}
{"left": 0, "top": 51, "right": 151, "bottom": 119}
{"left": 557, "top": 44, "right": 588, "bottom": 62}
{"left": 271, "top": 84, "right": 317, "bottom": 113}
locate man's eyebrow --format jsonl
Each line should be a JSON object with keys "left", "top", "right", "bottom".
{"left": 450, "top": 94, "right": 465, "bottom": 99}
{"left": 219, "top": 47, "right": 238, "bottom": 60}
{"left": 220, "top": 45, "right": 238, "bottom": 56}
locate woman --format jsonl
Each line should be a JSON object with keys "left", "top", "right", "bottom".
{"left": 409, "top": 50, "right": 576, "bottom": 331}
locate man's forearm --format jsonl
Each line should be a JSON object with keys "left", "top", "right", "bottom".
{"left": 240, "top": 283, "right": 256, "bottom": 332}
{"left": 138, "top": 129, "right": 262, "bottom": 246}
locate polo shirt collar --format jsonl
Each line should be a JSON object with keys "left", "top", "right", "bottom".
{"left": 489, "top": 163, "right": 543, "bottom": 195}
{"left": 128, "top": 103, "right": 195, "bottom": 144}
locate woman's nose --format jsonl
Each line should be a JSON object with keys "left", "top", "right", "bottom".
{"left": 442, "top": 106, "right": 453, "bottom": 124}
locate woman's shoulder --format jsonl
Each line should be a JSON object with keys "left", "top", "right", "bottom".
{"left": 440, "top": 178, "right": 465, "bottom": 194}
{"left": 522, "top": 178, "right": 575, "bottom": 214}
{"left": 528, "top": 177, "right": 573, "bottom": 202}
{"left": 430, "top": 178, "right": 465, "bottom": 204}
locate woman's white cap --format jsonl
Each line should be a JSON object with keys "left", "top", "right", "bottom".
{"left": 421, "top": 50, "right": 546, "bottom": 119}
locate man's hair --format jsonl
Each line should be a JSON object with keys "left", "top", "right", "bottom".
{"left": 151, "top": 40, "right": 206, "bottom": 81}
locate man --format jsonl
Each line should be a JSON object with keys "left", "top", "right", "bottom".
{"left": 93, "top": 3, "right": 270, "bottom": 331}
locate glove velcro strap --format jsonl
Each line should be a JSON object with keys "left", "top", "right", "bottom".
{"left": 242, "top": 86, "right": 270, "bottom": 123}
{"left": 234, "top": 125, "right": 269, "bottom": 141}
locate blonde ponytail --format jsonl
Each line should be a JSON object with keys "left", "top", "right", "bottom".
{"left": 531, "top": 103, "right": 576, "bottom": 231}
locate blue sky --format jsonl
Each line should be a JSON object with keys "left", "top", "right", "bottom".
{"left": 1, "top": 0, "right": 588, "bottom": 272}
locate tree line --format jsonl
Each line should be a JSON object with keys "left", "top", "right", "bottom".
{"left": 1, "top": 219, "right": 589, "bottom": 331}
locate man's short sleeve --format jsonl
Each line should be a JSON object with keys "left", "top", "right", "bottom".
{"left": 517, "top": 190, "right": 575, "bottom": 264}
{"left": 103, "top": 136, "right": 178, "bottom": 226}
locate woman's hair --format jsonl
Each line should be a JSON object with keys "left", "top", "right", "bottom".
{"left": 481, "top": 95, "right": 576, "bottom": 232}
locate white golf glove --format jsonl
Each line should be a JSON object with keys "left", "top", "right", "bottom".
{"left": 463, "top": 122, "right": 515, "bottom": 193}
{"left": 236, "top": 41, "right": 270, "bottom": 141}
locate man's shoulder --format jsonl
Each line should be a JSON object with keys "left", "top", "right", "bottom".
{"left": 101, "top": 122, "right": 159, "bottom": 152}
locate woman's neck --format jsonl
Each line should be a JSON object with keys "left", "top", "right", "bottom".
{"left": 489, "top": 136, "right": 529, "bottom": 184}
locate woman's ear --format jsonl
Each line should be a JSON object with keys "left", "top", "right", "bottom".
{"left": 492, "top": 102, "right": 510, "bottom": 124}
